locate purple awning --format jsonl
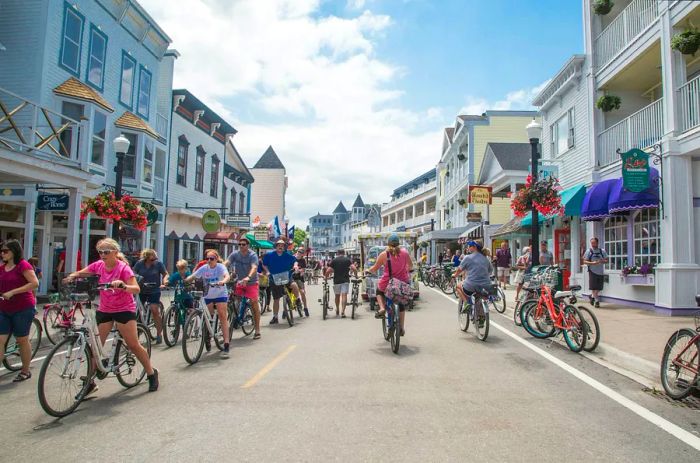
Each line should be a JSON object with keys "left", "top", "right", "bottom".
{"left": 608, "top": 168, "right": 659, "bottom": 214}
{"left": 581, "top": 179, "right": 617, "bottom": 221}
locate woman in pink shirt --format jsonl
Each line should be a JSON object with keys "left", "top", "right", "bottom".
{"left": 0, "top": 239, "right": 39, "bottom": 382}
{"left": 66, "top": 238, "right": 158, "bottom": 392}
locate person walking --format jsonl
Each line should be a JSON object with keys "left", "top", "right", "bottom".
{"left": 495, "top": 242, "right": 512, "bottom": 289}
{"left": 325, "top": 249, "right": 354, "bottom": 317}
{"left": 452, "top": 249, "right": 461, "bottom": 267}
{"left": 514, "top": 246, "right": 531, "bottom": 301}
{"left": 226, "top": 236, "right": 262, "bottom": 339}
{"left": 0, "top": 240, "right": 40, "bottom": 382}
{"left": 132, "top": 249, "right": 169, "bottom": 344}
{"left": 582, "top": 237, "right": 608, "bottom": 308}
{"left": 539, "top": 241, "right": 554, "bottom": 266}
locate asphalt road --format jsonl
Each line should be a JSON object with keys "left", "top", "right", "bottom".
{"left": 1, "top": 282, "right": 699, "bottom": 462}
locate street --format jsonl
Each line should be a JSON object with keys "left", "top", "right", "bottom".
{"left": 1, "top": 282, "right": 699, "bottom": 462}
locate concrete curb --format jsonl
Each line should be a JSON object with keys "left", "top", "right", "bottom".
{"left": 581, "top": 342, "right": 662, "bottom": 390}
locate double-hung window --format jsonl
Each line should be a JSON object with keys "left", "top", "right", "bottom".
{"left": 176, "top": 136, "right": 188, "bottom": 186}
{"left": 91, "top": 111, "right": 107, "bottom": 165}
{"left": 122, "top": 133, "right": 137, "bottom": 179}
{"left": 195, "top": 147, "right": 205, "bottom": 192}
{"left": 210, "top": 156, "right": 220, "bottom": 198}
{"left": 137, "top": 66, "right": 152, "bottom": 118}
{"left": 230, "top": 189, "right": 237, "bottom": 213}
{"left": 633, "top": 209, "right": 660, "bottom": 267}
{"left": 143, "top": 139, "right": 153, "bottom": 184}
{"left": 238, "top": 191, "right": 245, "bottom": 213}
{"left": 86, "top": 25, "right": 107, "bottom": 90}
{"left": 550, "top": 108, "right": 575, "bottom": 156}
{"left": 59, "top": 101, "right": 84, "bottom": 158}
{"left": 120, "top": 52, "right": 136, "bottom": 107}
{"left": 60, "top": 3, "right": 84, "bottom": 75}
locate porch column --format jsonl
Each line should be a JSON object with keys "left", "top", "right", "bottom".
{"left": 143, "top": 227, "right": 151, "bottom": 253}
{"left": 570, "top": 217, "right": 581, "bottom": 285}
{"left": 81, "top": 213, "right": 91, "bottom": 268}
{"left": 64, "top": 188, "right": 83, "bottom": 273}
{"left": 155, "top": 223, "right": 165, "bottom": 264}
{"left": 105, "top": 221, "right": 113, "bottom": 239}
{"left": 23, "top": 191, "right": 37, "bottom": 259}
{"left": 412, "top": 204, "right": 416, "bottom": 221}
{"left": 659, "top": 4, "right": 682, "bottom": 136}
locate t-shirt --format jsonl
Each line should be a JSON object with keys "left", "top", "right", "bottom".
{"left": 329, "top": 256, "right": 352, "bottom": 285}
{"left": 59, "top": 249, "right": 83, "bottom": 271}
{"left": 227, "top": 251, "right": 259, "bottom": 284}
{"left": 495, "top": 248, "right": 512, "bottom": 268}
{"left": 262, "top": 251, "right": 297, "bottom": 284}
{"left": 583, "top": 248, "right": 608, "bottom": 276}
{"left": 293, "top": 257, "right": 307, "bottom": 280}
{"left": 86, "top": 260, "right": 136, "bottom": 313}
{"left": 168, "top": 271, "right": 193, "bottom": 302}
{"left": 0, "top": 260, "right": 36, "bottom": 314}
{"left": 192, "top": 263, "right": 228, "bottom": 299}
{"left": 459, "top": 252, "right": 493, "bottom": 293}
{"left": 539, "top": 250, "right": 554, "bottom": 266}
{"left": 452, "top": 255, "right": 461, "bottom": 267}
{"left": 132, "top": 260, "right": 167, "bottom": 294}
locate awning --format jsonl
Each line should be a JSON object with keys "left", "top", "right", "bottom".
{"left": 491, "top": 216, "right": 529, "bottom": 238}
{"left": 204, "top": 231, "right": 238, "bottom": 244}
{"left": 417, "top": 225, "right": 477, "bottom": 244}
{"left": 458, "top": 223, "right": 481, "bottom": 239}
{"left": 521, "top": 183, "right": 587, "bottom": 226}
{"left": 245, "top": 233, "right": 274, "bottom": 249}
{"left": 608, "top": 168, "right": 659, "bottom": 214}
{"left": 581, "top": 179, "right": 617, "bottom": 221}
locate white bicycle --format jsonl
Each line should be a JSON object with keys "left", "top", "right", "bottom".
{"left": 181, "top": 282, "right": 227, "bottom": 364}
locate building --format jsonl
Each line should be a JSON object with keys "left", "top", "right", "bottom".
{"left": 249, "top": 146, "right": 287, "bottom": 226}
{"left": 308, "top": 213, "right": 333, "bottom": 254}
{"left": 309, "top": 195, "right": 380, "bottom": 256}
{"left": 381, "top": 169, "right": 437, "bottom": 234}
{"left": 165, "top": 89, "right": 253, "bottom": 267}
{"left": 0, "top": 0, "right": 173, "bottom": 292}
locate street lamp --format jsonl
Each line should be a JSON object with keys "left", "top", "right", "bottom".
{"left": 526, "top": 118, "right": 542, "bottom": 266}
{"left": 112, "top": 133, "right": 130, "bottom": 240}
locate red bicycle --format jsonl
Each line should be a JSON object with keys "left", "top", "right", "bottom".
{"left": 42, "top": 292, "right": 84, "bottom": 345}
{"left": 660, "top": 304, "right": 700, "bottom": 400}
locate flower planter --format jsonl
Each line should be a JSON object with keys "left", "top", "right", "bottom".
{"left": 671, "top": 30, "right": 700, "bottom": 56}
{"left": 620, "top": 274, "right": 655, "bottom": 286}
{"left": 593, "top": 0, "right": 613, "bottom": 15}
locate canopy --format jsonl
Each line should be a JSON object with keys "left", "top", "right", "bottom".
{"left": 458, "top": 223, "right": 481, "bottom": 239}
{"left": 203, "top": 231, "right": 237, "bottom": 243}
{"left": 490, "top": 216, "right": 528, "bottom": 238}
{"left": 608, "top": 168, "right": 659, "bottom": 214}
{"left": 581, "top": 179, "right": 617, "bottom": 221}
{"left": 520, "top": 184, "right": 587, "bottom": 226}
{"left": 245, "top": 233, "right": 274, "bottom": 249}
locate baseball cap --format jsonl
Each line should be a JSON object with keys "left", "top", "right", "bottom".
{"left": 239, "top": 236, "right": 250, "bottom": 243}
{"left": 466, "top": 240, "right": 483, "bottom": 251}
{"left": 388, "top": 233, "right": 400, "bottom": 245}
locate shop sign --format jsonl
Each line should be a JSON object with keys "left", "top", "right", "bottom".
{"left": 141, "top": 201, "right": 159, "bottom": 226}
{"left": 202, "top": 210, "right": 221, "bottom": 233}
{"left": 37, "top": 193, "right": 69, "bottom": 211}
{"left": 226, "top": 214, "right": 251, "bottom": 228}
{"left": 468, "top": 186, "right": 492, "bottom": 205}
{"left": 253, "top": 230, "right": 269, "bottom": 241}
{"left": 620, "top": 148, "right": 650, "bottom": 193}
{"left": 538, "top": 164, "right": 559, "bottom": 180}
{"left": 467, "top": 212, "right": 482, "bottom": 222}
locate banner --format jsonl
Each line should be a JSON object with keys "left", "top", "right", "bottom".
{"left": 288, "top": 225, "right": 295, "bottom": 241}
{"left": 468, "top": 186, "right": 492, "bottom": 205}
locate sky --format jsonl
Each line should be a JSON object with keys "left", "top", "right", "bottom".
{"left": 139, "top": 0, "right": 583, "bottom": 228}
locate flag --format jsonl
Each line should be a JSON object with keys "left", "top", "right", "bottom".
{"left": 273, "top": 216, "right": 282, "bottom": 238}
{"left": 288, "top": 225, "right": 295, "bottom": 241}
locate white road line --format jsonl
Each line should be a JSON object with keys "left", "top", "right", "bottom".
{"left": 427, "top": 286, "right": 700, "bottom": 451}
{"left": 1, "top": 336, "right": 115, "bottom": 373}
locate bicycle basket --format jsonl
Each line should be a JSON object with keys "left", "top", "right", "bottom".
{"left": 543, "top": 268, "right": 560, "bottom": 288}
{"left": 258, "top": 273, "right": 269, "bottom": 287}
{"left": 63, "top": 275, "right": 100, "bottom": 299}
{"left": 193, "top": 278, "right": 205, "bottom": 292}
{"left": 272, "top": 272, "right": 290, "bottom": 286}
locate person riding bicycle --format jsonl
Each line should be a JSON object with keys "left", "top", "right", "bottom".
{"left": 365, "top": 234, "right": 412, "bottom": 336}
{"left": 292, "top": 248, "right": 310, "bottom": 316}
{"left": 226, "top": 236, "right": 262, "bottom": 339}
{"left": 453, "top": 240, "right": 493, "bottom": 327}
{"left": 167, "top": 259, "right": 193, "bottom": 308}
{"left": 262, "top": 239, "right": 301, "bottom": 324}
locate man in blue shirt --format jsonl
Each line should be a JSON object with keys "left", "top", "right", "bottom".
{"left": 262, "top": 239, "right": 301, "bottom": 324}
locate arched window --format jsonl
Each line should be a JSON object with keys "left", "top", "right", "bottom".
{"left": 238, "top": 191, "right": 245, "bottom": 214}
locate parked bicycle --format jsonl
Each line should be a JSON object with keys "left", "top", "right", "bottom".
{"left": 42, "top": 291, "right": 84, "bottom": 345}
{"left": 660, "top": 296, "right": 700, "bottom": 399}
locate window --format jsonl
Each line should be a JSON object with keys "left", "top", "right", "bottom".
{"left": 59, "top": 101, "right": 84, "bottom": 158}
{"left": 91, "top": 110, "right": 106, "bottom": 165}
{"left": 120, "top": 52, "right": 136, "bottom": 107}
{"left": 137, "top": 66, "right": 152, "bottom": 118}
{"left": 604, "top": 216, "right": 628, "bottom": 271}
{"left": 143, "top": 139, "right": 153, "bottom": 183}
{"left": 59, "top": 3, "right": 84, "bottom": 75}
{"left": 182, "top": 241, "right": 199, "bottom": 265}
{"left": 122, "top": 133, "right": 137, "bottom": 179}
{"left": 210, "top": 157, "right": 220, "bottom": 198}
{"left": 230, "top": 189, "right": 237, "bottom": 214}
{"left": 239, "top": 191, "right": 245, "bottom": 213}
{"left": 550, "top": 108, "right": 575, "bottom": 156}
{"left": 194, "top": 147, "right": 205, "bottom": 192}
{"left": 222, "top": 186, "right": 227, "bottom": 210}
{"left": 86, "top": 25, "right": 107, "bottom": 90}
{"left": 633, "top": 209, "right": 660, "bottom": 267}
{"left": 176, "top": 136, "right": 188, "bottom": 186}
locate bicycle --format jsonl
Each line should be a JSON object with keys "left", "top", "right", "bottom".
{"left": 513, "top": 267, "right": 547, "bottom": 326}
{"left": 42, "top": 292, "right": 84, "bottom": 345}
{"left": 182, "top": 282, "right": 228, "bottom": 364}
{"left": 487, "top": 277, "right": 507, "bottom": 314}
{"left": 37, "top": 277, "right": 151, "bottom": 417}
{"left": 439, "top": 264, "right": 456, "bottom": 295}
{"left": 349, "top": 276, "right": 362, "bottom": 319}
{"left": 162, "top": 284, "right": 194, "bottom": 347}
{"left": 660, "top": 304, "right": 700, "bottom": 400}
{"left": 227, "top": 282, "right": 256, "bottom": 338}
{"left": 457, "top": 286, "right": 492, "bottom": 341}
{"left": 271, "top": 272, "right": 302, "bottom": 327}
{"left": 135, "top": 281, "right": 163, "bottom": 341}
{"left": 319, "top": 277, "right": 331, "bottom": 320}
{"left": 1, "top": 297, "right": 42, "bottom": 372}
{"left": 258, "top": 273, "right": 269, "bottom": 314}
{"left": 380, "top": 294, "right": 401, "bottom": 354}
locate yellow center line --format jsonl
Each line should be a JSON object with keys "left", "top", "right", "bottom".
{"left": 241, "top": 344, "right": 297, "bottom": 389}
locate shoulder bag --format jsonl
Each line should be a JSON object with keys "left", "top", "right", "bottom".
{"left": 385, "top": 253, "right": 413, "bottom": 305}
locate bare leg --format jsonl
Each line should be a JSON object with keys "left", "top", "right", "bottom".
{"left": 0, "top": 334, "right": 8, "bottom": 366}
{"left": 340, "top": 293, "right": 348, "bottom": 315}
{"left": 250, "top": 299, "right": 261, "bottom": 333}
{"left": 116, "top": 320, "right": 154, "bottom": 375}
{"left": 399, "top": 310, "right": 406, "bottom": 332}
{"left": 334, "top": 294, "right": 340, "bottom": 314}
{"left": 215, "top": 302, "right": 229, "bottom": 345}
{"left": 272, "top": 297, "right": 280, "bottom": 317}
{"left": 16, "top": 336, "right": 32, "bottom": 374}
{"left": 299, "top": 288, "right": 308, "bottom": 308}
{"left": 150, "top": 303, "right": 163, "bottom": 337}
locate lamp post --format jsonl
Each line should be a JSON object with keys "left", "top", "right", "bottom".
{"left": 112, "top": 134, "right": 130, "bottom": 240}
{"left": 526, "top": 119, "right": 543, "bottom": 267}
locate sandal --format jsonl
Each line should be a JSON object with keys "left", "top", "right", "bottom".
{"left": 13, "top": 371, "right": 31, "bottom": 382}
{"left": 253, "top": 333, "right": 261, "bottom": 340}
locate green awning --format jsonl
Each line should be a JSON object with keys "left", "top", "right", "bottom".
{"left": 520, "top": 184, "right": 586, "bottom": 226}
{"left": 245, "top": 233, "right": 274, "bottom": 249}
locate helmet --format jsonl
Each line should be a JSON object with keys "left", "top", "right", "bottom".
{"left": 388, "top": 233, "right": 400, "bottom": 246}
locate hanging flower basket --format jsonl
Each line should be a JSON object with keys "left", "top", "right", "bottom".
{"left": 596, "top": 94, "right": 621, "bottom": 112}
{"left": 81, "top": 192, "right": 148, "bottom": 231}
{"left": 510, "top": 175, "right": 564, "bottom": 218}
{"left": 671, "top": 29, "right": 700, "bottom": 56}
{"left": 593, "top": 0, "right": 614, "bottom": 15}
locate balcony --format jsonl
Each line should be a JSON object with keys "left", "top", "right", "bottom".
{"left": 385, "top": 182, "right": 435, "bottom": 210}
{"left": 598, "top": 98, "right": 664, "bottom": 167}
{"left": 594, "top": 0, "right": 659, "bottom": 70}
{"left": 679, "top": 74, "right": 700, "bottom": 133}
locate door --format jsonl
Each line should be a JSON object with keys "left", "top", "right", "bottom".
{"left": 554, "top": 229, "right": 571, "bottom": 290}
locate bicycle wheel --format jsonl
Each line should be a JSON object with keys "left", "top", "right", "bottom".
{"left": 521, "top": 302, "right": 551, "bottom": 339}
{"left": 390, "top": 309, "right": 400, "bottom": 354}
{"left": 492, "top": 288, "right": 506, "bottom": 314}
{"left": 351, "top": 295, "right": 357, "bottom": 319}
{"left": 561, "top": 305, "right": 587, "bottom": 353}
{"left": 660, "top": 328, "right": 699, "bottom": 400}
{"left": 381, "top": 310, "right": 389, "bottom": 341}
{"left": 577, "top": 305, "right": 601, "bottom": 352}
{"left": 441, "top": 277, "right": 455, "bottom": 295}
{"left": 322, "top": 289, "right": 328, "bottom": 320}
{"left": 284, "top": 296, "right": 294, "bottom": 326}
{"left": 458, "top": 299, "right": 470, "bottom": 332}
{"left": 474, "top": 300, "right": 489, "bottom": 341}
{"left": 38, "top": 334, "right": 93, "bottom": 418}
{"left": 163, "top": 305, "right": 180, "bottom": 347}
{"left": 513, "top": 300, "right": 523, "bottom": 326}
{"left": 258, "top": 290, "right": 267, "bottom": 314}
{"left": 115, "top": 324, "right": 151, "bottom": 388}
{"left": 296, "top": 298, "right": 304, "bottom": 319}
{"left": 241, "top": 306, "right": 255, "bottom": 336}
{"left": 182, "top": 312, "right": 204, "bottom": 365}
{"left": 43, "top": 305, "right": 66, "bottom": 345}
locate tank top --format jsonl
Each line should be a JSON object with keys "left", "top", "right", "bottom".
{"left": 378, "top": 248, "right": 410, "bottom": 291}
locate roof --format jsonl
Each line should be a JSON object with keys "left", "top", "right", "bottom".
{"left": 392, "top": 169, "right": 437, "bottom": 197}
{"left": 457, "top": 114, "right": 488, "bottom": 122}
{"left": 445, "top": 127, "right": 455, "bottom": 143}
{"left": 352, "top": 194, "right": 365, "bottom": 208}
{"left": 532, "top": 55, "right": 586, "bottom": 107}
{"left": 53, "top": 77, "right": 114, "bottom": 113}
{"left": 114, "top": 111, "right": 160, "bottom": 140}
{"left": 253, "top": 146, "right": 285, "bottom": 169}
{"left": 491, "top": 216, "right": 528, "bottom": 238}
{"left": 333, "top": 201, "right": 348, "bottom": 214}
{"left": 224, "top": 140, "right": 254, "bottom": 184}
{"left": 486, "top": 143, "right": 532, "bottom": 171}
{"left": 173, "top": 89, "right": 237, "bottom": 138}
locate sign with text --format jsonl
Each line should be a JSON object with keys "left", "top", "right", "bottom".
{"left": 141, "top": 201, "right": 158, "bottom": 226}
{"left": 37, "top": 193, "right": 69, "bottom": 211}
{"left": 226, "top": 214, "right": 251, "bottom": 228}
{"left": 253, "top": 230, "right": 269, "bottom": 241}
{"left": 620, "top": 148, "right": 650, "bottom": 192}
{"left": 468, "top": 186, "right": 492, "bottom": 205}
{"left": 538, "top": 164, "right": 559, "bottom": 180}
{"left": 201, "top": 210, "right": 221, "bottom": 233}
{"left": 467, "top": 212, "right": 482, "bottom": 222}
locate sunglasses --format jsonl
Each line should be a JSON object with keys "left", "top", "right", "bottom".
{"left": 0, "top": 249, "right": 10, "bottom": 253}
{"left": 206, "top": 257, "right": 217, "bottom": 261}
{"left": 97, "top": 249, "right": 115, "bottom": 255}
{"left": 239, "top": 242, "right": 249, "bottom": 246}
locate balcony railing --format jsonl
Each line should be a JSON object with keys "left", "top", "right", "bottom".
{"left": 679, "top": 74, "right": 700, "bottom": 133}
{"left": 155, "top": 112, "right": 168, "bottom": 138}
{"left": 598, "top": 98, "right": 664, "bottom": 167}
{"left": 594, "top": 0, "right": 658, "bottom": 69}
{"left": 386, "top": 182, "right": 435, "bottom": 209}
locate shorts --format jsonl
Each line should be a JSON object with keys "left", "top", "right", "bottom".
{"left": 497, "top": 267, "right": 510, "bottom": 278}
{"left": 204, "top": 297, "right": 228, "bottom": 305}
{"left": 514, "top": 270, "right": 525, "bottom": 284}
{"left": 333, "top": 283, "right": 349, "bottom": 294}
{"left": 375, "top": 289, "right": 406, "bottom": 312}
{"left": 234, "top": 282, "right": 259, "bottom": 300}
{"left": 589, "top": 271, "right": 605, "bottom": 291}
{"left": 139, "top": 292, "right": 161, "bottom": 305}
{"left": 293, "top": 278, "right": 305, "bottom": 290}
{"left": 0, "top": 307, "right": 37, "bottom": 337}
{"left": 95, "top": 310, "right": 137, "bottom": 325}
{"left": 270, "top": 282, "right": 293, "bottom": 300}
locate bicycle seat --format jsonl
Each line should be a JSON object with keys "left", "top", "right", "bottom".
{"left": 70, "top": 293, "right": 90, "bottom": 302}
{"left": 553, "top": 290, "right": 574, "bottom": 299}
{"left": 351, "top": 278, "right": 362, "bottom": 284}
{"left": 569, "top": 285, "right": 582, "bottom": 292}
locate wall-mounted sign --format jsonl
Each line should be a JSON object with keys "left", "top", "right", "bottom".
{"left": 620, "top": 148, "right": 650, "bottom": 193}
{"left": 468, "top": 186, "right": 492, "bottom": 205}
{"left": 226, "top": 214, "right": 251, "bottom": 228}
{"left": 202, "top": 210, "right": 221, "bottom": 233}
{"left": 141, "top": 201, "right": 159, "bottom": 226}
{"left": 467, "top": 212, "right": 483, "bottom": 222}
{"left": 253, "top": 230, "right": 269, "bottom": 241}
{"left": 37, "top": 193, "right": 69, "bottom": 211}
{"left": 537, "top": 164, "right": 559, "bottom": 180}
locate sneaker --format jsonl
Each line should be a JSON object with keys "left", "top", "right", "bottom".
{"left": 95, "top": 358, "right": 109, "bottom": 380}
{"left": 77, "top": 377, "right": 98, "bottom": 399}
{"left": 595, "top": 301, "right": 600, "bottom": 308}
{"left": 204, "top": 332, "right": 211, "bottom": 352}
{"left": 282, "top": 311, "right": 287, "bottom": 320}
{"left": 147, "top": 369, "right": 159, "bottom": 392}
{"left": 400, "top": 328, "right": 405, "bottom": 337}
{"left": 374, "top": 309, "right": 386, "bottom": 319}
{"left": 304, "top": 308, "right": 309, "bottom": 317}
{"left": 221, "top": 345, "right": 230, "bottom": 358}
{"left": 155, "top": 335, "right": 163, "bottom": 345}
{"left": 589, "top": 296, "right": 595, "bottom": 305}
{"left": 269, "top": 317, "right": 279, "bottom": 325}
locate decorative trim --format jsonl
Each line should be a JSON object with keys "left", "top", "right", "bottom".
{"left": 193, "top": 110, "right": 205, "bottom": 125}
{"left": 210, "top": 122, "right": 220, "bottom": 136}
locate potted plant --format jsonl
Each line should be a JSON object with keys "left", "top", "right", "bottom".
{"left": 671, "top": 28, "right": 700, "bottom": 56}
{"left": 593, "top": 0, "right": 613, "bottom": 15}
{"left": 457, "top": 198, "right": 467, "bottom": 206}
{"left": 620, "top": 263, "right": 655, "bottom": 285}
{"left": 510, "top": 175, "right": 564, "bottom": 218}
{"left": 81, "top": 191, "right": 148, "bottom": 231}
{"left": 596, "top": 94, "right": 621, "bottom": 112}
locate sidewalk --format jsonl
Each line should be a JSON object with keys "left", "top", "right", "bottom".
{"left": 500, "top": 287, "right": 698, "bottom": 388}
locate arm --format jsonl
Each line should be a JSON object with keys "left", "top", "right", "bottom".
{"left": 160, "top": 263, "right": 169, "bottom": 286}
{"left": 366, "top": 252, "right": 386, "bottom": 274}
{"left": 220, "top": 266, "right": 231, "bottom": 285}
{"left": 1, "top": 268, "right": 39, "bottom": 299}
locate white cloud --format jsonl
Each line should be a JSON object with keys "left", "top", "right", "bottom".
{"left": 459, "top": 80, "right": 551, "bottom": 115}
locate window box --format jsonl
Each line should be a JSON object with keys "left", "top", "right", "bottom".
{"left": 620, "top": 273, "right": 655, "bottom": 286}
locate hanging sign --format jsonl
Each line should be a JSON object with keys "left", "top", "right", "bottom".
{"left": 468, "top": 186, "right": 492, "bottom": 205}
{"left": 141, "top": 201, "right": 159, "bottom": 226}
{"left": 202, "top": 210, "right": 221, "bottom": 233}
{"left": 467, "top": 212, "right": 483, "bottom": 222}
{"left": 37, "top": 193, "right": 69, "bottom": 211}
{"left": 253, "top": 230, "right": 269, "bottom": 241}
{"left": 620, "top": 148, "right": 650, "bottom": 192}
{"left": 226, "top": 214, "right": 251, "bottom": 228}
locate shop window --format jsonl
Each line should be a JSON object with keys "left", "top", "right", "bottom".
{"left": 603, "top": 216, "right": 628, "bottom": 271}
{"left": 182, "top": 241, "right": 199, "bottom": 265}
{"left": 633, "top": 209, "right": 660, "bottom": 267}
{"left": 122, "top": 133, "right": 137, "bottom": 179}
{"left": 91, "top": 110, "right": 106, "bottom": 165}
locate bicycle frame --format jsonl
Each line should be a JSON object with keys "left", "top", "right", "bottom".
{"left": 671, "top": 332, "right": 700, "bottom": 377}
{"left": 192, "top": 295, "right": 219, "bottom": 337}
{"left": 534, "top": 285, "right": 574, "bottom": 330}
{"left": 69, "top": 300, "right": 124, "bottom": 376}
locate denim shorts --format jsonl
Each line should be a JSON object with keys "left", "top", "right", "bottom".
{"left": 204, "top": 297, "right": 228, "bottom": 305}
{"left": 139, "top": 292, "right": 161, "bottom": 305}
{"left": 0, "top": 307, "right": 37, "bottom": 337}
